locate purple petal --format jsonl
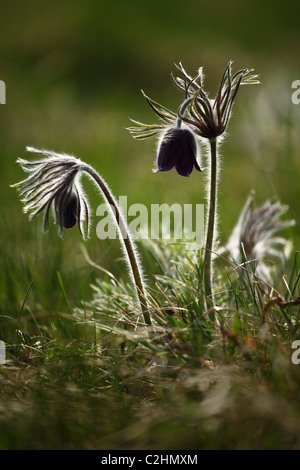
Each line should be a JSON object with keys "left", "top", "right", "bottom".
{"left": 193, "top": 157, "right": 202, "bottom": 172}
{"left": 175, "top": 153, "right": 194, "bottom": 176}
{"left": 156, "top": 127, "right": 202, "bottom": 177}
{"left": 64, "top": 214, "right": 77, "bottom": 229}
{"left": 62, "top": 191, "right": 78, "bottom": 229}
{"left": 157, "top": 128, "right": 181, "bottom": 171}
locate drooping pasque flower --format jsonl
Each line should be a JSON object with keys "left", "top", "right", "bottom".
{"left": 11, "top": 147, "right": 91, "bottom": 238}
{"left": 11, "top": 146, "right": 152, "bottom": 328}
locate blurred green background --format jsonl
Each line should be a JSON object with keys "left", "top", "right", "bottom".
{"left": 1, "top": 0, "right": 300, "bottom": 316}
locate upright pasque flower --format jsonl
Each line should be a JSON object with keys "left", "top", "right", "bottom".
{"left": 128, "top": 61, "right": 259, "bottom": 314}
{"left": 128, "top": 90, "right": 202, "bottom": 176}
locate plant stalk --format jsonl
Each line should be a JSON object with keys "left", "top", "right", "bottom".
{"left": 203, "top": 138, "right": 218, "bottom": 313}
{"left": 82, "top": 164, "right": 152, "bottom": 329}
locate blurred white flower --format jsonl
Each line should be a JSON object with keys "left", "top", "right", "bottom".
{"left": 219, "top": 192, "right": 295, "bottom": 282}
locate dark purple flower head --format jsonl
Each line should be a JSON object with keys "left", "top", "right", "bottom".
{"left": 155, "top": 127, "right": 202, "bottom": 177}
{"left": 56, "top": 189, "right": 78, "bottom": 229}
{"left": 11, "top": 147, "right": 91, "bottom": 238}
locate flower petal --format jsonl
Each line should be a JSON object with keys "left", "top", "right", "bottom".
{"left": 193, "top": 156, "right": 202, "bottom": 172}
{"left": 156, "top": 127, "right": 201, "bottom": 177}
{"left": 62, "top": 191, "right": 78, "bottom": 229}
{"left": 157, "top": 128, "right": 181, "bottom": 171}
{"left": 175, "top": 155, "right": 194, "bottom": 177}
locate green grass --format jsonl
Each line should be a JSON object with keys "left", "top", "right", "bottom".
{"left": 2, "top": 236, "right": 300, "bottom": 450}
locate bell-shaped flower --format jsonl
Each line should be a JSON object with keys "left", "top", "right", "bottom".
{"left": 155, "top": 127, "right": 202, "bottom": 177}
{"left": 128, "top": 91, "right": 202, "bottom": 176}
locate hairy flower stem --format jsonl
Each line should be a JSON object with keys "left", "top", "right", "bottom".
{"left": 176, "top": 98, "right": 192, "bottom": 129}
{"left": 203, "top": 138, "right": 218, "bottom": 314}
{"left": 82, "top": 163, "right": 152, "bottom": 329}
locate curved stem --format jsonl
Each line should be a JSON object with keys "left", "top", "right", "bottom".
{"left": 203, "top": 138, "right": 218, "bottom": 313}
{"left": 176, "top": 97, "right": 192, "bottom": 129}
{"left": 81, "top": 163, "right": 152, "bottom": 329}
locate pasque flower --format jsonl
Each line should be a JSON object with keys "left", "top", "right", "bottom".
{"left": 219, "top": 192, "right": 295, "bottom": 283}
{"left": 11, "top": 147, "right": 90, "bottom": 238}
{"left": 128, "top": 90, "right": 202, "bottom": 176}
{"left": 11, "top": 147, "right": 152, "bottom": 329}
{"left": 128, "top": 61, "right": 259, "bottom": 314}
